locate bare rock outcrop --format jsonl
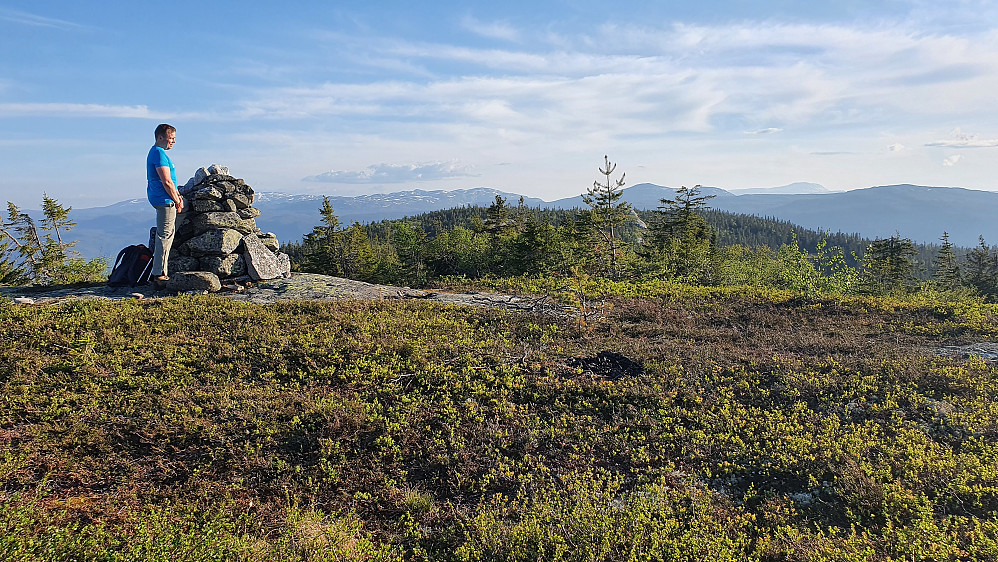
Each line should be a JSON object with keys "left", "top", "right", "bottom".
{"left": 166, "top": 271, "right": 223, "bottom": 293}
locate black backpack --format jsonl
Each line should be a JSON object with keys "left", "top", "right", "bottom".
{"left": 107, "top": 244, "right": 154, "bottom": 287}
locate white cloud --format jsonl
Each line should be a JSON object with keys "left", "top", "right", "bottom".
{"left": 382, "top": 41, "right": 552, "bottom": 72}
{"left": 943, "top": 154, "right": 963, "bottom": 166}
{"left": 248, "top": 19, "right": 998, "bottom": 147}
{"left": 460, "top": 16, "right": 520, "bottom": 42}
{"left": 929, "top": 138, "right": 998, "bottom": 148}
{"left": 302, "top": 162, "right": 477, "bottom": 184}
{"left": 13, "top": 14, "right": 998, "bottom": 204}
{"left": 926, "top": 128, "right": 998, "bottom": 148}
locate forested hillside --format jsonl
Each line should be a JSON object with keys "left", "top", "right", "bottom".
{"left": 281, "top": 193, "right": 980, "bottom": 297}
{"left": 337, "top": 204, "right": 895, "bottom": 263}
{"left": 17, "top": 182, "right": 997, "bottom": 263}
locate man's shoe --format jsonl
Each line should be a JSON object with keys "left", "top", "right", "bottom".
{"left": 151, "top": 275, "right": 169, "bottom": 288}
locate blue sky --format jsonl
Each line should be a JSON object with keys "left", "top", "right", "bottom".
{"left": 3, "top": 1, "right": 998, "bottom": 208}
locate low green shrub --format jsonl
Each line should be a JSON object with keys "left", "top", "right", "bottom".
{"left": 2, "top": 287, "right": 997, "bottom": 560}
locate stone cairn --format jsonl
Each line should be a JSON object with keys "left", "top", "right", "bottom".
{"left": 155, "top": 164, "right": 291, "bottom": 292}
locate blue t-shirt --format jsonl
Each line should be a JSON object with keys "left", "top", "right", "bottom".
{"left": 146, "top": 145, "right": 177, "bottom": 206}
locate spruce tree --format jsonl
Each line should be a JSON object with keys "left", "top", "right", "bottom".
{"left": 511, "top": 215, "right": 560, "bottom": 276}
{"left": 484, "top": 195, "right": 512, "bottom": 233}
{"left": 301, "top": 196, "right": 343, "bottom": 275}
{"left": 644, "top": 184, "right": 715, "bottom": 281}
{"left": 582, "top": 155, "right": 631, "bottom": 278}
{"left": 964, "top": 236, "right": 998, "bottom": 298}
{"left": 39, "top": 194, "right": 79, "bottom": 282}
{"left": 1, "top": 196, "right": 104, "bottom": 285}
{"left": 41, "top": 194, "right": 74, "bottom": 247}
{"left": 390, "top": 221, "right": 428, "bottom": 286}
{"left": 0, "top": 233, "right": 28, "bottom": 285}
{"left": 858, "top": 234, "right": 918, "bottom": 295}
{"left": 3, "top": 202, "right": 41, "bottom": 275}
{"left": 932, "top": 232, "right": 961, "bottom": 291}
{"left": 338, "top": 223, "right": 379, "bottom": 281}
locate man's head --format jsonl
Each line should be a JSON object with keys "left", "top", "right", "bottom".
{"left": 154, "top": 123, "right": 176, "bottom": 149}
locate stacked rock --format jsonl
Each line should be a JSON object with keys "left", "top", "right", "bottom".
{"left": 161, "top": 164, "right": 291, "bottom": 292}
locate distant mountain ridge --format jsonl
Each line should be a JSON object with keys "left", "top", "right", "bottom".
{"left": 43, "top": 183, "right": 998, "bottom": 260}
{"left": 64, "top": 188, "right": 545, "bottom": 260}
{"left": 556, "top": 183, "right": 995, "bottom": 248}
{"left": 727, "top": 182, "right": 829, "bottom": 195}
{"left": 254, "top": 188, "right": 546, "bottom": 252}
{"left": 706, "top": 184, "right": 996, "bottom": 247}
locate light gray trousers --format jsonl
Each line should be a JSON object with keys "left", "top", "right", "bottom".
{"left": 152, "top": 202, "right": 176, "bottom": 276}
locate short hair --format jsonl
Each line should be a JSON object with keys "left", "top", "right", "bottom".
{"left": 154, "top": 123, "right": 176, "bottom": 140}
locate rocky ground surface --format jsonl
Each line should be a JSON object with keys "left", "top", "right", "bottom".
{"left": 932, "top": 342, "right": 998, "bottom": 361}
{"left": 0, "top": 273, "right": 570, "bottom": 315}
{"left": 7, "top": 278, "right": 996, "bottom": 361}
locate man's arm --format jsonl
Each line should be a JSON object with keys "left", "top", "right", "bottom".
{"left": 155, "top": 166, "right": 184, "bottom": 212}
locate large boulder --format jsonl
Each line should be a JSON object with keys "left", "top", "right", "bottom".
{"left": 258, "top": 232, "right": 279, "bottom": 252}
{"left": 203, "top": 174, "right": 237, "bottom": 185}
{"left": 191, "top": 199, "right": 228, "bottom": 213}
{"left": 228, "top": 192, "right": 253, "bottom": 209}
{"left": 165, "top": 271, "right": 222, "bottom": 293}
{"left": 213, "top": 180, "right": 237, "bottom": 194}
{"left": 276, "top": 252, "right": 292, "bottom": 276}
{"left": 190, "top": 212, "right": 256, "bottom": 235}
{"left": 167, "top": 255, "right": 200, "bottom": 274}
{"left": 180, "top": 167, "right": 210, "bottom": 195}
{"left": 182, "top": 228, "right": 243, "bottom": 257}
{"left": 242, "top": 234, "right": 284, "bottom": 280}
{"left": 194, "top": 185, "right": 223, "bottom": 201}
{"left": 173, "top": 222, "right": 197, "bottom": 251}
{"left": 200, "top": 253, "right": 246, "bottom": 278}
{"left": 238, "top": 207, "right": 261, "bottom": 219}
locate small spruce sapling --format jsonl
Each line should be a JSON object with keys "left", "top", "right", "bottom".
{"left": 582, "top": 155, "right": 631, "bottom": 278}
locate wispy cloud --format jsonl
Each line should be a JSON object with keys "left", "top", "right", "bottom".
{"left": 302, "top": 162, "right": 477, "bottom": 184}
{"left": 9, "top": 13, "right": 998, "bottom": 205}
{"left": 927, "top": 129, "right": 998, "bottom": 148}
{"left": 943, "top": 154, "right": 963, "bottom": 166}
{"left": 460, "top": 16, "right": 520, "bottom": 42}
{"left": 0, "top": 102, "right": 222, "bottom": 121}
{"left": 903, "top": 0, "right": 998, "bottom": 33}
{"left": 0, "top": 103, "right": 153, "bottom": 118}
{"left": 929, "top": 139, "right": 998, "bottom": 148}
{"left": 247, "top": 19, "right": 998, "bottom": 146}
{"left": 0, "top": 8, "right": 87, "bottom": 30}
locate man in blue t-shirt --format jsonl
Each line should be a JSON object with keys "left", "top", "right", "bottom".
{"left": 147, "top": 123, "right": 184, "bottom": 287}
